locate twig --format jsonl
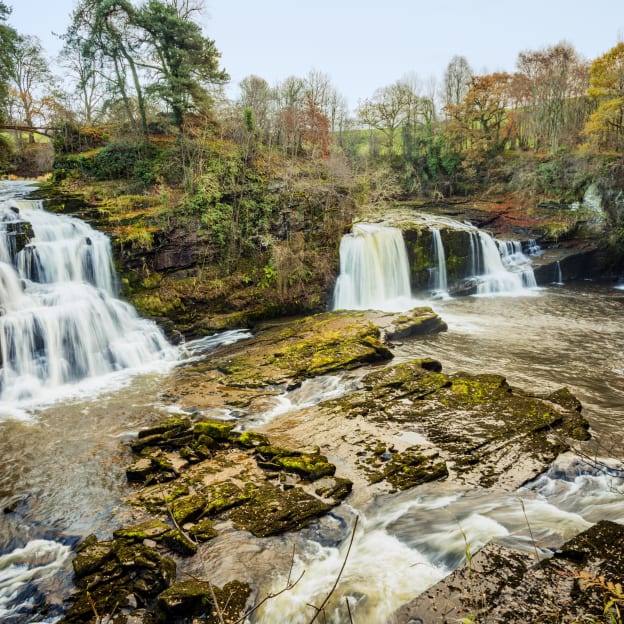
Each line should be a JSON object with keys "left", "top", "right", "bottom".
{"left": 518, "top": 497, "right": 541, "bottom": 564}
{"left": 345, "top": 596, "right": 355, "bottom": 623}
{"left": 307, "top": 515, "right": 359, "bottom": 624}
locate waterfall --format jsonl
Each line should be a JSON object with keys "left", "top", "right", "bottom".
{"left": 468, "top": 231, "right": 481, "bottom": 277}
{"left": 476, "top": 231, "right": 537, "bottom": 295}
{"left": 0, "top": 185, "right": 176, "bottom": 405}
{"left": 333, "top": 223, "right": 412, "bottom": 311}
{"left": 554, "top": 261, "right": 564, "bottom": 285}
{"left": 429, "top": 228, "right": 448, "bottom": 296}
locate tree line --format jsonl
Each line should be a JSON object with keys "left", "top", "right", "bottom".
{"left": 0, "top": 0, "right": 623, "bottom": 196}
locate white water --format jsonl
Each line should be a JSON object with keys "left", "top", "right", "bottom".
{"left": 256, "top": 454, "right": 623, "bottom": 623}
{"left": 476, "top": 231, "right": 537, "bottom": 294}
{"left": 0, "top": 540, "right": 70, "bottom": 622}
{"left": 332, "top": 219, "right": 537, "bottom": 310}
{"left": 429, "top": 228, "right": 448, "bottom": 296}
{"left": 554, "top": 260, "right": 564, "bottom": 285}
{"left": 332, "top": 223, "right": 414, "bottom": 311}
{"left": 0, "top": 183, "right": 177, "bottom": 409}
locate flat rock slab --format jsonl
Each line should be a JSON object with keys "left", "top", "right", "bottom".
{"left": 168, "top": 308, "right": 446, "bottom": 414}
{"left": 395, "top": 520, "right": 624, "bottom": 624}
{"left": 264, "top": 360, "right": 589, "bottom": 492}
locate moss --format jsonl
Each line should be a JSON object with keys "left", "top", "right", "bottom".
{"left": 112, "top": 519, "right": 170, "bottom": 543}
{"left": 170, "top": 493, "right": 206, "bottom": 525}
{"left": 236, "top": 430, "right": 270, "bottom": 448}
{"left": 315, "top": 477, "right": 353, "bottom": 501}
{"left": 72, "top": 538, "right": 114, "bottom": 578}
{"left": 202, "top": 481, "right": 250, "bottom": 515}
{"left": 161, "top": 528, "right": 198, "bottom": 556}
{"left": 274, "top": 453, "right": 336, "bottom": 481}
{"left": 193, "top": 420, "right": 235, "bottom": 441}
{"left": 382, "top": 451, "right": 449, "bottom": 490}
{"left": 155, "top": 579, "right": 250, "bottom": 623}
{"left": 228, "top": 483, "right": 333, "bottom": 537}
{"left": 188, "top": 518, "right": 218, "bottom": 542}
{"left": 136, "top": 481, "right": 190, "bottom": 513}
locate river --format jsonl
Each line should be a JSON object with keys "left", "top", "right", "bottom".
{"left": 0, "top": 184, "right": 622, "bottom": 623}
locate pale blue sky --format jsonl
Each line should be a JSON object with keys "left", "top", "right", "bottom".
{"left": 9, "top": 0, "right": 624, "bottom": 108}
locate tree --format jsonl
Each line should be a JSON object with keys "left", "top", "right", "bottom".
{"left": 583, "top": 42, "right": 624, "bottom": 150}
{"left": 59, "top": 25, "right": 107, "bottom": 124}
{"left": 357, "top": 81, "right": 412, "bottom": 155}
{"left": 446, "top": 72, "right": 514, "bottom": 160}
{"left": 444, "top": 55, "right": 472, "bottom": 109}
{"left": 7, "top": 34, "right": 53, "bottom": 142}
{"left": 517, "top": 42, "right": 589, "bottom": 151}
{"left": 135, "top": 0, "right": 228, "bottom": 130}
{"left": 0, "top": 1, "right": 17, "bottom": 123}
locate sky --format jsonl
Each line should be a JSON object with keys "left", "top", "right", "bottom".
{"left": 8, "top": 0, "right": 624, "bottom": 109}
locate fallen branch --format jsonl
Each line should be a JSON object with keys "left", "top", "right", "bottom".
{"left": 307, "top": 515, "right": 359, "bottom": 623}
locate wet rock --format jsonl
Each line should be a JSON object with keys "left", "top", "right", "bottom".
{"left": 155, "top": 579, "right": 250, "bottom": 623}
{"left": 63, "top": 535, "right": 175, "bottom": 624}
{"left": 384, "top": 307, "right": 448, "bottom": 340}
{"left": 228, "top": 483, "right": 334, "bottom": 537}
{"left": 324, "top": 359, "right": 590, "bottom": 489}
{"left": 394, "top": 520, "right": 624, "bottom": 624}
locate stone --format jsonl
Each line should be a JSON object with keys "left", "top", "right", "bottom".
{"left": 394, "top": 520, "right": 624, "bottom": 624}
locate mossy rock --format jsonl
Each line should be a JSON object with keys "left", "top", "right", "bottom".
{"left": 188, "top": 518, "right": 218, "bottom": 542}
{"left": 161, "top": 528, "right": 197, "bottom": 556}
{"left": 64, "top": 536, "right": 175, "bottom": 624}
{"left": 201, "top": 481, "right": 251, "bottom": 516}
{"left": 385, "top": 307, "right": 448, "bottom": 340}
{"left": 155, "top": 579, "right": 250, "bottom": 623}
{"left": 228, "top": 483, "right": 333, "bottom": 537}
{"left": 315, "top": 476, "right": 353, "bottom": 501}
{"left": 236, "top": 430, "right": 270, "bottom": 448}
{"left": 193, "top": 420, "right": 235, "bottom": 441}
{"left": 273, "top": 453, "right": 336, "bottom": 481}
{"left": 72, "top": 537, "right": 114, "bottom": 579}
{"left": 138, "top": 416, "right": 192, "bottom": 439}
{"left": 380, "top": 451, "right": 449, "bottom": 490}
{"left": 113, "top": 519, "right": 171, "bottom": 543}
{"left": 170, "top": 493, "right": 206, "bottom": 525}
{"left": 329, "top": 358, "right": 590, "bottom": 489}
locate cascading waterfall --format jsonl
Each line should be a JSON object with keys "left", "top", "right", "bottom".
{"left": 429, "top": 228, "right": 448, "bottom": 296}
{"left": 0, "top": 186, "right": 176, "bottom": 406}
{"left": 332, "top": 223, "right": 412, "bottom": 311}
{"left": 475, "top": 231, "right": 537, "bottom": 295}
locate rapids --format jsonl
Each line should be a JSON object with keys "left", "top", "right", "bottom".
{"left": 0, "top": 185, "right": 622, "bottom": 623}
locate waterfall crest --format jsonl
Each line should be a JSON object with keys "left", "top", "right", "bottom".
{"left": 333, "top": 223, "right": 412, "bottom": 311}
{"left": 0, "top": 185, "right": 176, "bottom": 405}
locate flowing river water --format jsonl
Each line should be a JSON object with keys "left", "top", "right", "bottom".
{"left": 0, "top": 182, "right": 622, "bottom": 623}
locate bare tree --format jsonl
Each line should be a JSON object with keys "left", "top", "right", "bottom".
{"left": 444, "top": 55, "right": 473, "bottom": 110}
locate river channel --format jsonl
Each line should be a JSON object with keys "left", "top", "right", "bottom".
{"left": 0, "top": 181, "right": 622, "bottom": 623}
